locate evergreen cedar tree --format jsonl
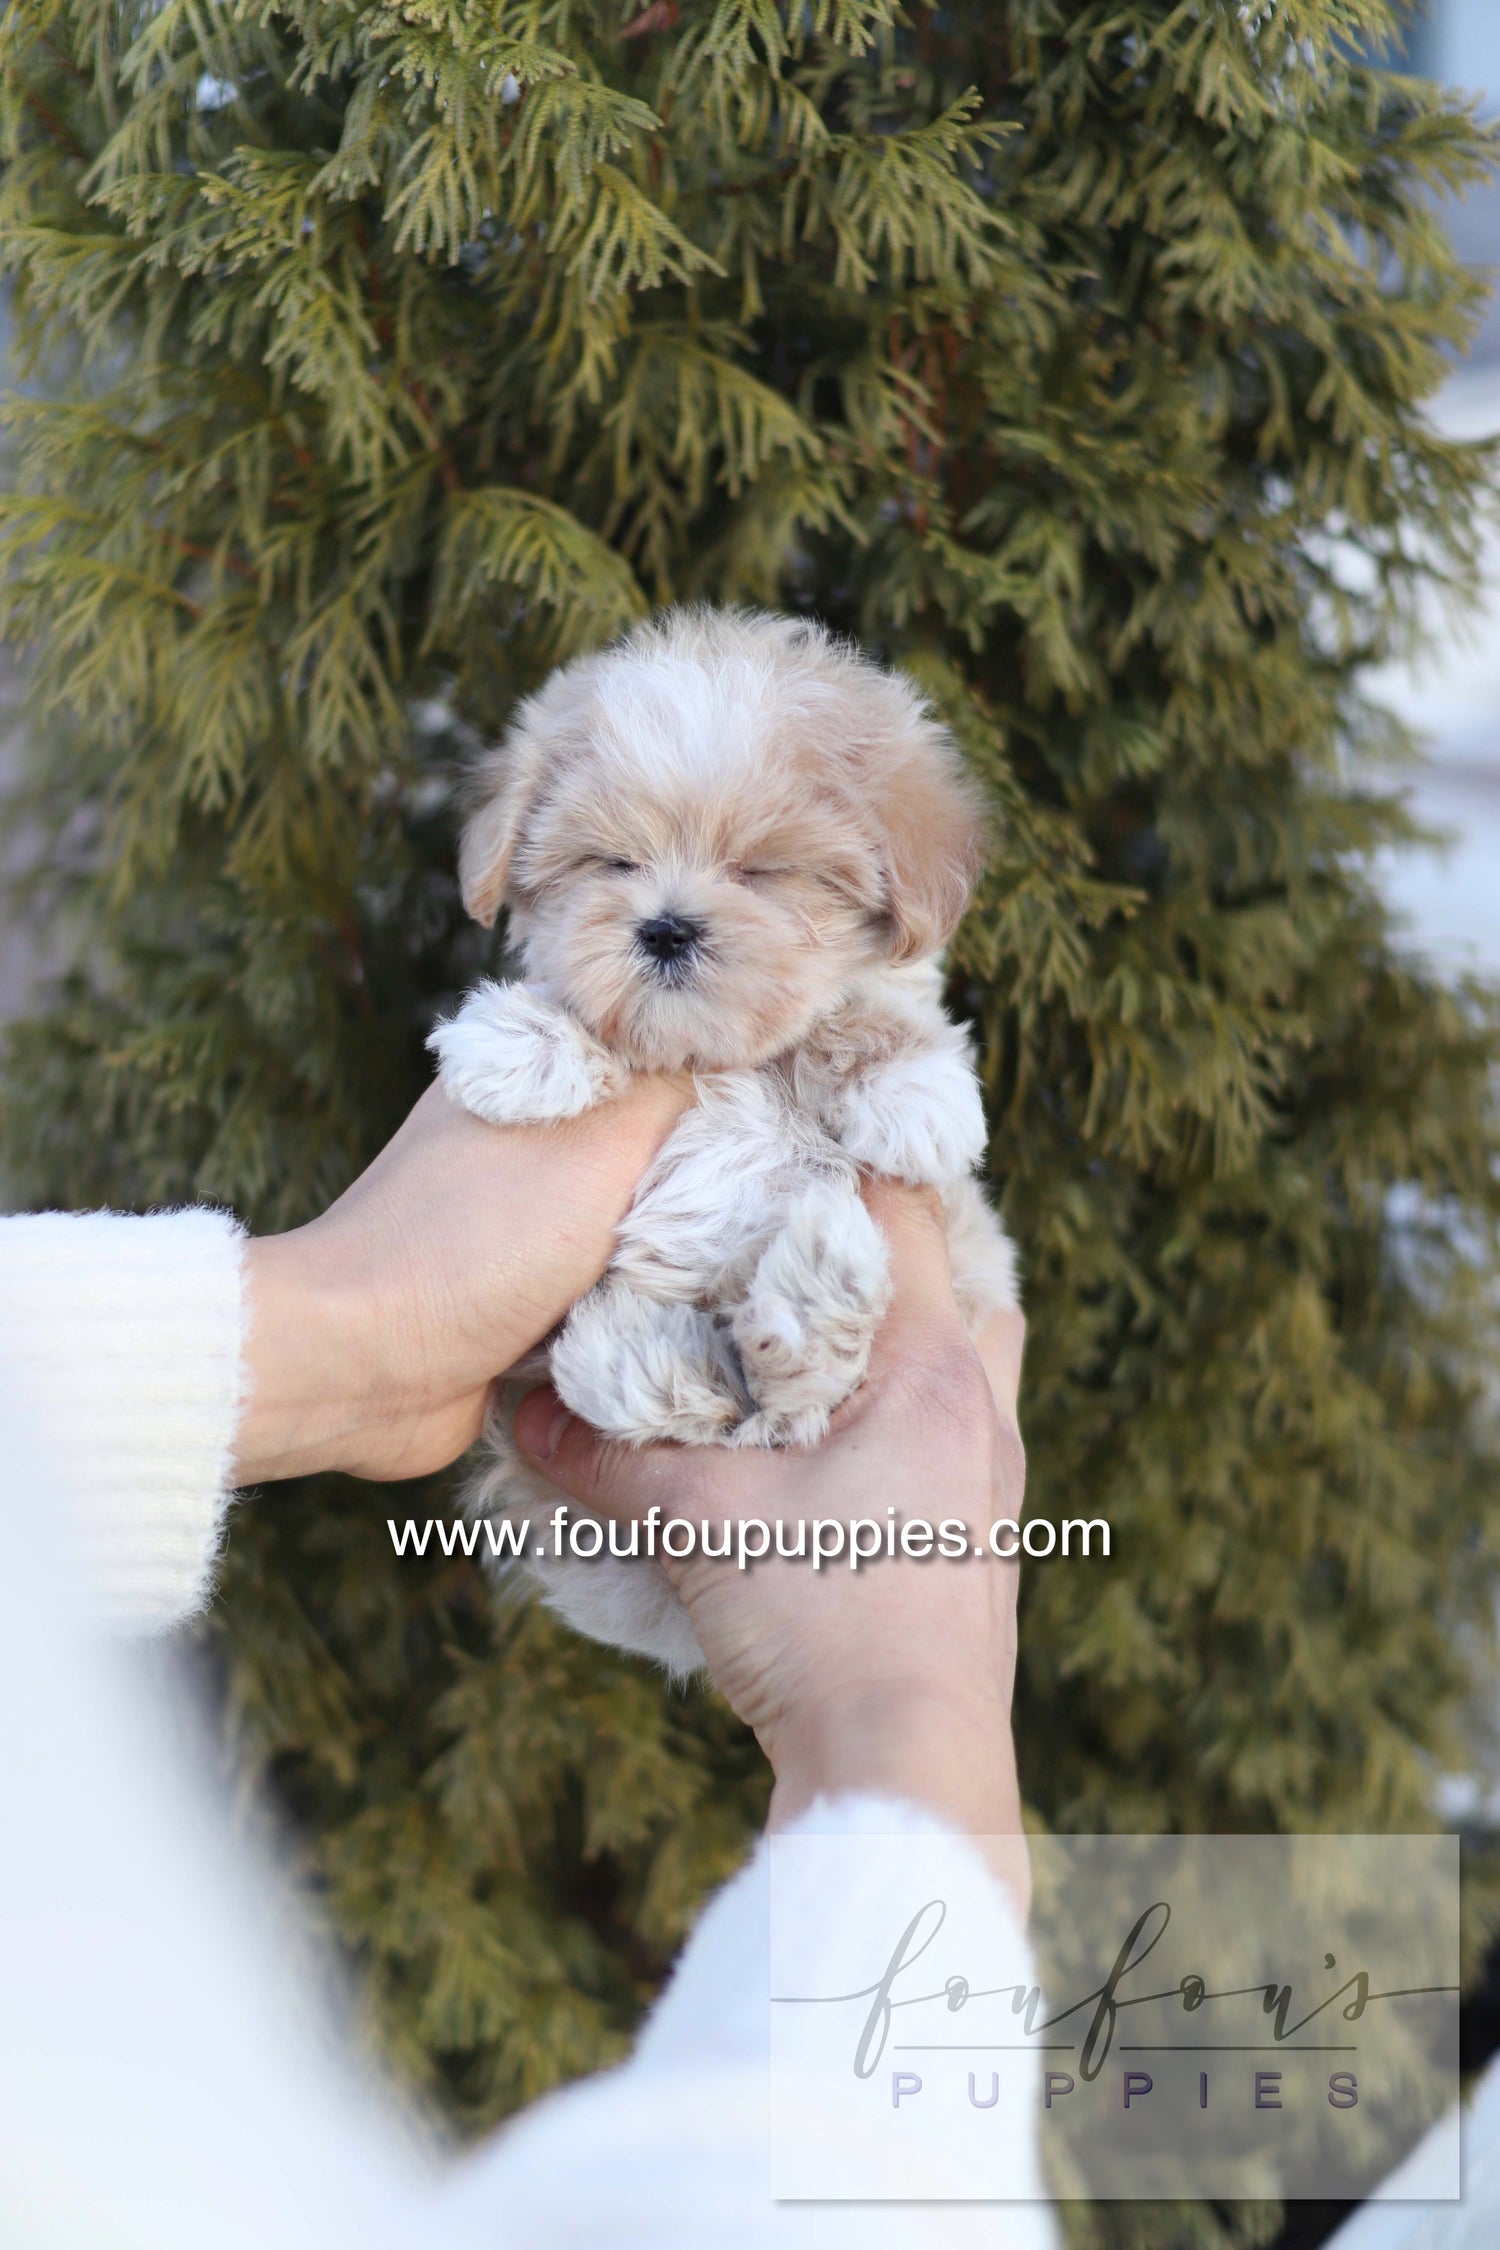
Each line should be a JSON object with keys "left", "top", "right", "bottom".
{"left": 2, "top": 1, "right": 1500, "bottom": 2235}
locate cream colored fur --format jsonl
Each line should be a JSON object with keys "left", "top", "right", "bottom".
{"left": 429, "top": 608, "right": 1018, "bottom": 1675}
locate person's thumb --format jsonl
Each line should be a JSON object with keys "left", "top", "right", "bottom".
{"left": 513, "top": 1383, "right": 680, "bottom": 1519}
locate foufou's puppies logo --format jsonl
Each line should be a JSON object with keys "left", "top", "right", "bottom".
{"left": 765, "top": 1833, "right": 1459, "bottom": 2204}
{"left": 793, "top": 1890, "right": 1424, "bottom": 2102}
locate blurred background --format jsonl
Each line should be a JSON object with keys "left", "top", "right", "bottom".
{"left": 1373, "top": 4, "right": 1500, "bottom": 982}
{"left": 0, "top": 7, "right": 1497, "bottom": 2245}
{"left": 1265, "top": 18, "right": 1500, "bottom": 2248}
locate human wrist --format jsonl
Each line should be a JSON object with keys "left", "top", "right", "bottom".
{"left": 765, "top": 1678, "right": 1029, "bottom": 1914}
{"left": 765, "top": 1677, "right": 1020, "bottom": 1837}
{"left": 232, "top": 1227, "right": 375, "bottom": 1484}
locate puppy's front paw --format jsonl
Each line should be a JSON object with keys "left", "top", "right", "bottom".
{"left": 429, "top": 980, "right": 626, "bottom": 1124}
{"left": 730, "top": 1183, "right": 890, "bottom": 1434}
{"left": 832, "top": 1040, "right": 987, "bottom": 1185}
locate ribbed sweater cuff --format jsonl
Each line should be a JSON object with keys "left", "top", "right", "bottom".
{"left": 0, "top": 1206, "right": 247, "bottom": 1630}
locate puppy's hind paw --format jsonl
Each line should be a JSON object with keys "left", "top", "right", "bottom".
{"left": 730, "top": 1182, "right": 890, "bottom": 1432}
{"left": 551, "top": 1280, "right": 747, "bottom": 1447}
{"left": 429, "top": 980, "right": 627, "bottom": 1124}
{"left": 729, "top": 1403, "right": 832, "bottom": 1451}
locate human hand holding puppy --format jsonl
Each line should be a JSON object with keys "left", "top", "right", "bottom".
{"left": 238, "top": 1116, "right": 1027, "bottom": 1868}
{"left": 513, "top": 1178, "right": 1029, "bottom": 1879}
{"left": 233, "top": 1072, "right": 692, "bottom": 1486}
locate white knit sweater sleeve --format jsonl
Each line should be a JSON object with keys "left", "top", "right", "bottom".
{"left": 442, "top": 1793, "right": 1059, "bottom": 2248}
{"left": 0, "top": 1207, "right": 246, "bottom": 1629}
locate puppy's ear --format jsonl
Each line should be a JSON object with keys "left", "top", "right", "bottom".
{"left": 457, "top": 725, "right": 550, "bottom": 928}
{"left": 862, "top": 709, "right": 988, "bottom": 963}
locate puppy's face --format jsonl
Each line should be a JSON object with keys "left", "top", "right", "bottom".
{"left": 458, "top": 612, "right": 984, "bottom": 1072}
{"left": 511, "top": 759, "right": 883, "bottom": 1071}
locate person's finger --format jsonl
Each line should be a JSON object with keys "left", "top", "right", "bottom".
{"left": 972, "top": 1303, "right": 1026, "bottom": 1422}
{"left": 859, "top": 1178, "right": 961, "bottom": 1372}
{"left": 862, "top": 1178, "right": 1024, "bottom": 1412}
{"left": 973, "top": 1302, "right": 1027, "bottom": 1520}
{"left": 403, "top": 1068, "right": 695, "bottom": 1222}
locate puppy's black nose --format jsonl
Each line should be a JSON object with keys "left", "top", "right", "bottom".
{"left": 636, "top": 912, "right": 701, "bottom": 964}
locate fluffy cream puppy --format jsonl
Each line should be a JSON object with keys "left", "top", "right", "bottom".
{"left": 430, "top": 607, "right": 1018, "bottom": 1675}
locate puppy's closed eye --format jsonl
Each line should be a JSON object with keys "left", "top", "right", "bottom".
{"left": 577, "top": 855, "right": 642, "bottom": 875}
{"left": 728, "top": 863, "right": 792, "bottom": 885}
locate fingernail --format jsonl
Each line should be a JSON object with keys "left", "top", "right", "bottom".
{"left": 516, "top": 1387, "right": 571, "bottom": 1462}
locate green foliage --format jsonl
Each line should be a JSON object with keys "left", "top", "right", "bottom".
{"left": 3, "top": 0, "right": 1500, "bottom": 2234}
